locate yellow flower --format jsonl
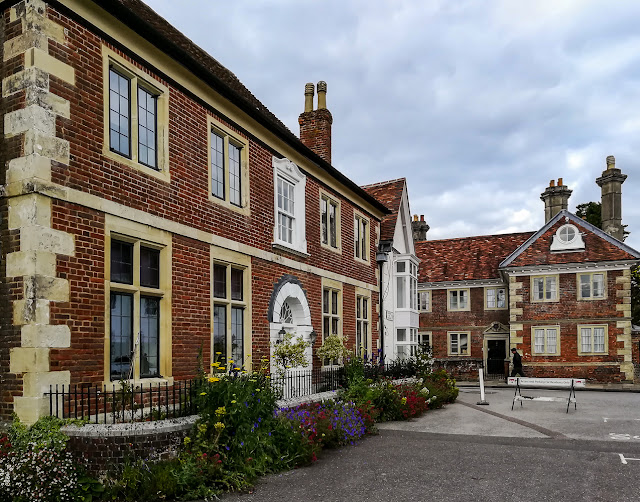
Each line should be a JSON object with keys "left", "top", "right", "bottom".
{"left": 184, "top": 437, "right": 191, "bottom": 444}
{"left": 200, "top": 392, "right": 207, "bottom": 396}
{"left": 229, "top": 360, "right": 234, "bottom": 364}
{"left": 401, "top": 397, "right": 407, "bottom": 405}
{"left": 214, "top": 422, "right": 225, "bottom": 430}
{"left": 198, "top": 424, "right": 207, "bottom": 434}
{"left": 208, "top": 377, "right": 220, "bottom": 383}
{"left": 216, "top": 352, "right": 222, "bottom": 355}
{"left": 256, "top": 388, "right": 261, "bottom": 392}
{"left": 215, "top": 406, "right": 226, "bottom": 416}
{"left": 234, "top": 367, "right": 241, "bottom": 371}
{"left": 231, "top": 400, "right": 237, "bottom": 404}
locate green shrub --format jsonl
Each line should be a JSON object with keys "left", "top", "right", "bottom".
{"left": 421, "top": 369, "right": 459, "bottom": 409}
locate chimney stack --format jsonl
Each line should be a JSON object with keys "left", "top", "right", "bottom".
{"left": 540, "top": 177, "right": 572, "bottom": 223}
{"left": 596, "top": 155, "right": 627, "bottom": 241}
{"left": 412, "top": 214, "right": 429, "bottom": 241}
{"left": 299, "top": 81, "right": 333, "bottom": 165}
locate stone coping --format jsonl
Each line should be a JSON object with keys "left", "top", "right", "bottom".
{"left": 62, "top": 415, "right": 198, "bottom": 437}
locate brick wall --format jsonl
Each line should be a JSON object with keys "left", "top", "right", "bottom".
{"left": 419, "top": 286, "right": 509, "bottom": 360}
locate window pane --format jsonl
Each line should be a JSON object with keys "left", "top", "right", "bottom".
{"left": 546, "top": 277, "right": 557, "bottom": 300}
{"left": 581, "top": 327, "right": 591, "bottom": 353}
{"left": 534, "top": 278, "right": 543, "bottom": 300}
{"left": 487, "top": 288, "right": 495, "bottom": 308}
{"left": 580, "top": 275, "right": 591, "bottom": 298}
{"left": 593, "top": 274, "right": 604, "bottom": 298}
{"left": 497, "top": 288, "right": 506, "bottom": 308}
{"left": 213, "top": 305, "right": 227, "bottom": 365}
{"left": 397, "top": 277, "right": 406, "bottom": 308}
{"left": 460, "top": 334, "right": 468, "bottom": 354}
{"left": 331, "top": 317, "right": 338, "bottom": 335}
{"left": 396, "top": 261, "right": 406, "bottom": 273}
{"left": 321, "top": 198, "right": 328, "bottom": 244}
{"left": 137, "top": 86, "right": 157, "bottom": 169}
{"left": 231, "top": 307, "right": 244, "bottom": 366}
{"left": 450, "top": 290, "right": 458, "bottom": 310}
{"left": 323, "top": 316, "right": 329, "bottom": 337}
{"left": 594, "top": 327, "right": 605, "bottom": 352}
{"left": 109, "top": 69, "right": 130, "bottom": 157}
{"left": 354, "top": 217, "right": 360, "bottom": 258}
{"left": 140, "top": 247, "right": 160, "bottom": 288}
{"left": 459, "top": 290, "right": 467, "bottom": 309}
{"left": 397, "top": 329, "right": 406, "bottom": 342}
{"left": 329, "top": 202, "right": 336, "bottom": 247}
{"left": 546, "top": 328, "right": 557, "bottom": 354}
{"left": 450, "top": 334, "right": 458, "bottom": 354}
{"left": 361, "top": 220, "right": 367, "bottom": 259}
{"left": 331, "top": 291, "right": 338, "bottom": 315}
{"left": 140, "top": 296, "right": 159, "bottom": 377}
{"left": 110, "top": 240, "right": 133, "bottom": 284}
{"left": 211, "top": 132, "right": 225, "bottom": 199}
{"left": 363, "top": 298, "right": 368, "bottom": 319}
{"left": 323, "top": 289, "right": 329, "bottom": 314}
{"left": 356, "top": 297, "right": 361, "bottom": 318}
{"left": 110, "top": 293, "right": 133, "bottom": 380}
{"left": 229, "top": 143, "right": 242, "bottom": 206}
{"left": 213, "top": 264, "right": 227, "bottom": 298}
{"left": 534, "top": 329, "right": 545, "bottom": 353}
{"left": 231, "top": 268, "right": 243, "bottom": 301}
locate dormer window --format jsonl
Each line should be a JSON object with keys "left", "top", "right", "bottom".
{"left": 550, "top": 223, "right": 585, "bottom": 252}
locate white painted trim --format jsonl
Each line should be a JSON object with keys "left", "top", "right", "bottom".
{"left": 503, "top": 260, "right": 636, "bottom": 277}
{"left": 419, "top": 279, "right": 504, "bottom": 289}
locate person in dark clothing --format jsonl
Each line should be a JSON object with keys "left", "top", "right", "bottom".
{"left": 511, "top": 348, "right": 524, "bottom": 377}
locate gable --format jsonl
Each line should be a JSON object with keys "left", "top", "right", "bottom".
{"left": 361, "top": 178, "right": 406, "bottom": 242}
{"left": 503, "top": 211, "right": 640, "bottom": 268}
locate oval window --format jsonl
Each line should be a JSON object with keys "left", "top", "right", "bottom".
{"left": 558, "top": 224, "right": 577, "bottom": 244}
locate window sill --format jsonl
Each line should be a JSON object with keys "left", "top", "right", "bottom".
{"left": 103, "top": 147, "right": 170, "bottom": 184}
{"left": 272, "top": 242, "right": 309, "bottom": 258}
{"left": 102, "top": 376, "right": 174, "bottom": 391}
{"left": 320, "top": 242, "right": 342, "bottom": 255}
{"left": 485, "top": 307, "right": 508, "bottom": 311}
{"left": 354, "top": 256, "right": 370, "bottom": 265}
{"left": 577, "top": 297, "right": 607, "bottom": 301}
{"left": 208, "top": 194, "right": 251, "bottom": 216}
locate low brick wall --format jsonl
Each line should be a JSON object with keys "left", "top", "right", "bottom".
{"left": 62, "top": 416, "right": 198, "bottom": 474}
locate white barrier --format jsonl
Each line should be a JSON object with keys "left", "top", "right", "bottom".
{"left": 508, "top": 377, "right": 586, "bottom": 413}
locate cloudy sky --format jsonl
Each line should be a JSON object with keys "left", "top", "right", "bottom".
{"left": 145, "top": 0, "right": 640, "bottom": 251}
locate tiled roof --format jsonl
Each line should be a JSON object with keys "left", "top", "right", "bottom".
{"left": 361, "top": 178, "right": 406, "bottom": 241}
{"left": 415, "top": 232, "right": 534, "bottom": 283}
{"left": 92, "top": 0, "right": 389, "bottom": 215}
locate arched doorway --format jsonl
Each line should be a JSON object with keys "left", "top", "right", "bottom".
{"left": 268, "top": 276, "right": 314, "bottom": 374}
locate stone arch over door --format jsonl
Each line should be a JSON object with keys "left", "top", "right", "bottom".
{"left": 268, "top": 275, "right": 314, "bottom": 372}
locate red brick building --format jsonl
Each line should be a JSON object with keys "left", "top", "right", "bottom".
{"left": 415, "top": 162, "right": 640, "bottom": 383}
{"left": 0, "top": 0, "right": 388, "bottom": 423}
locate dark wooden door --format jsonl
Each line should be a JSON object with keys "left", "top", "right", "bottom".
{"left": 487, "top": 340, "right": 506, "bottom": 374}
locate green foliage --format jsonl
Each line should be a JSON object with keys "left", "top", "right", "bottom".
{"left": 7, "top": 414, "right": 68, "bottom": 453}
{"left": 420, "top": 369, "right": 459, "bottom": 409}
{"left": 576, "top": 201, "right": 602, "bottom": 229}
{"left": 316, "top": 334, "right": 349, "bottom": 363}
{"left": 271, "top": 332, "right": 310, "bottom": 374}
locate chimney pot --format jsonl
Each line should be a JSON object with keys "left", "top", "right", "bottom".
{"left": 317, "top": 81, "right": 327, "bottom": 110}
{"left": 558, "top": 177, "right": 563, "bottom": 186}
{"left": 606, "top": 155, "right": 616, "bottom": 169}
{"left": 541, "top": 175, "right": 572, "bottom": 223}
{"left": 412, "top": 215, "right": 429, "bottom": 241}
{"left": 420, "top": 215, "right": 425, "bottom": 221}
{"left": 304, "top": 83, "right": 314, "bottom": 113}
{"left": 550, "top": 180, "right": 555, "bottom": 187}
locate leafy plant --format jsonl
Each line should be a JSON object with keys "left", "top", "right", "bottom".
{"left": 316, "top": 334, "right": 349, "bottom": 363}
{"left": 271, "top": 332, "right": 310, "bottom": 375}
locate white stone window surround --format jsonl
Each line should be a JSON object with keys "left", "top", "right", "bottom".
{"left": 550, "top": 222, "right": 585, "bottom": 252}
{"left": 272, "top": 157, "right": 307, "bottom": 255}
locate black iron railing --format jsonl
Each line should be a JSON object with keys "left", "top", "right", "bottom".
{"left": 46, "top": 380, "right": 199, "bottom": 424}
{"left": 271, "top": 366, "right": 345, "bottom": 400}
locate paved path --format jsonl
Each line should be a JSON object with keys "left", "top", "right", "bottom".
{"left": 220, "top": 387, "right": 640, "bottom": 501}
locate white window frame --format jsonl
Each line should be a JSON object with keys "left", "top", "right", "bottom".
{"left": 355, "top": 288, "right": 371, "bottom": 358}
{"left": 531, "top": 275, "right": 559, "bottom": 303}
{"left": 354, "top": 212, "right": 370, "bottom": 263}
{"left": 485, "top": 286, "right": 507, "bottom": 310}
{"left": 272, "top": 157, "right": 307, "bottom": 254}
{"left": 396, "top": 259, "right": 418, "bottom": 310}
{"left": 448, "top": 332, "right": 470, "bottom": 356}
{"left": 396, "top": 327, "right": 418, "bottom": 359}
{"left": 448, "top": 288, "right": 470, "bottom": 312}
{"left": 532, "top": 325, "right": 560, "bottom": 356}
{"left": 577, "top": 272, "right": 607, "bottom": 300}
{"left": 578, "top": 324, "right": 608, "bottom": 355}
{"left": 322, "top": 278, "right": 343, "bottom": 367}
{"left": 418, "top": 331, "right": 432, "bottom": 351}
{"left": 320, "top": 190, "right": 341, "bottom": 253}
{"left": 417, "top": 290, "right": 431, "bottom": 312}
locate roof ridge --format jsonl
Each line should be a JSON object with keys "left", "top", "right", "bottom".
{"left": 361, "top": 178, "right": 406, "bottom": 188}
{"left": 415, "top": 231, "right": 535, "bottom": 244}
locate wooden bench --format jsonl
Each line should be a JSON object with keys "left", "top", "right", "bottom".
{"left": 508, "top": 377, "right": 586, "bottom": 413}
